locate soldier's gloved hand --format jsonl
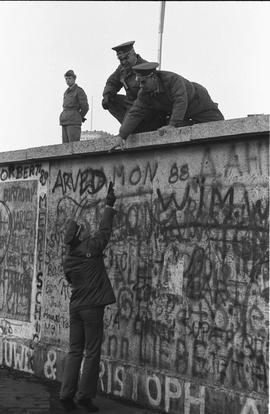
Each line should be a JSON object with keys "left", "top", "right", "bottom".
{"left": 158, "top": 125, "right": 177, "bottom": 136}
{"left": 158, "top": 125, "right": 177, "bottom": 132}
{"left": 102, "top": 95, "right": 113, "bottom": 110}
{"left": 108, "top": 135, "right": 126, "bottom": 152}
{"left": 106, "top": 182, "right": 116, "bottom": 207}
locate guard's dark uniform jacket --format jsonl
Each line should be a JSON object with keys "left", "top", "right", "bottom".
{"left": 103, "top": 55, "right": 147, "bottom": 102}
{"left": 60, "top": 83, "right": 89, "bottom": 126}
{"left": 119, "top": 70, "right": 224, "bottom": 139}
{"left": 63, "top": 207, "right": 116, "bottom": 312}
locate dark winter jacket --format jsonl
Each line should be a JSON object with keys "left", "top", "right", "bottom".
{"left": 119, "top": 70, "right": 221, "bottom": 139}
{"left": 103, "top": 54, "right": 147, "bottom": 102}
{"left": 60, "top": 84, "right": 89, "bottom": 126}
{"left": 63, "top": 206, "right": 116, "bottom": 312}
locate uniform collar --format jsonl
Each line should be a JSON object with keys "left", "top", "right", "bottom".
{"left": 67, "top": 83, "right": 77, "bottom": 92}
{"left": 142, "top": 75, "right": 164, "bottom": 96}
{"left": 154, "top": 74, "right": 164, "bottom": 94}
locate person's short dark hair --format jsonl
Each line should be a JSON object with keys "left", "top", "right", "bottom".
{"left": 132, "top": 62, "right": 159, "bottom": 76}
{"left": 64, "top": 69, "right": 76, "bottom": 78}
{"left": 112, "top": 41, "right": 135, "bottom": 53}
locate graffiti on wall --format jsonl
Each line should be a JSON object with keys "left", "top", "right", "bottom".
{"left": 1, "top": 140, "right": 267, "bottom": 413}
{"left": 44, "top": 140, "right": 269, "bottom": 410}
{"left": 32, "top": 192, "right": 48, "bottom": 344}
{"left": 0, "top": 162, "right": 49, "bottom": 344}
{"left": 98, "top": 358, "right": 268, "bottom": 414}
{"left": 0, "top": 180, "right": 38, "bottom": 322}
{"left": 0, "top": 337, "right": 34, "bottom": 373}
{"left": 0, "top": 164, "right": 48, "bottom": 186}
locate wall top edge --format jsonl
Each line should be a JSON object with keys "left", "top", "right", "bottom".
{"left": 0, "top": 115, "right": 269, "bottom": 165}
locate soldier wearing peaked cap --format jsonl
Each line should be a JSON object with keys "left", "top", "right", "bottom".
{"left": 102, "top": 40, "right": 148, "bottom": 124}
{"left": 130, "top": 62, "right": 159, "bottom": 75}
{"left": 60, "top": 70, "right": 89, "bottom": 143}
{"left": 111, "top": 40, "right": 135, "bottom": 52}
{"left": 110, "top": 62, "right": 224, "bottom": 151}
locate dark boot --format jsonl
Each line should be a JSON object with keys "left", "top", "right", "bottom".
{"left": 77, "top": 398, "right": 99, "bottom": 413}
{"left": 60, "top": 398, "right": 77, "bottom": 411}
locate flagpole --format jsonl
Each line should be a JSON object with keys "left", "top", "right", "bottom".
{"left": 157, "top": 1, "right": 166, "bottom": 69}
{"left": 90, "top": 96, "right": 93, "bottom": 130}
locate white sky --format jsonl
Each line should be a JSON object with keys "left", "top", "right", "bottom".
{"left": 0, "top": 0, "right": 269, "bottom": 152}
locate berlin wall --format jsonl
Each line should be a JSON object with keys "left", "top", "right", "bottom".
{"left": 0, "top": 115, "right": 269, "bottom": 414}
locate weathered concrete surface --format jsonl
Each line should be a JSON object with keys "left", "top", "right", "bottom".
{"left": 0, "top": 115, "right": 269, "bottom": 164}
{"left": 0, "top": 116, "right": 269, "bottom": 414}
{"left": 0, "top": 366, "right": 154, "bottom": 413}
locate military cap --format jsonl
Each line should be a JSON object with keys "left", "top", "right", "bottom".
{"left": 64, "top": 69, "right": 76, "bottom": 78}
{"left": 64, "top": 220, "right": 81, "bottom": 245}
{"left": 112, "top": 41, "right": 135, "bottom": 53}
{"left": 132, "top": 62, "right": 159, "bottom": 76}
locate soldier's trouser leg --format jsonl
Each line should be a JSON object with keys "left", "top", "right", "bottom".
{"left": 134, "top": 111, "right": 169, "bottom": 133}
{"left": 62, "top": 125, "right": 81, "bottom": 143}
{"left": 190, "top": 107, "right": 224, "bottom": 123}
{"left": 62, "top": 126, "right": 69, "bottom": 143}
{"left": 188, "top": 83, "right": 225, "bottom": 124}
{"left": 107, "top": 94, "right": 133, "bottom": 124}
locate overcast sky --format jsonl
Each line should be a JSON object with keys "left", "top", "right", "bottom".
{"left": 0, "top": 1, "right": 269, "bottom": 152}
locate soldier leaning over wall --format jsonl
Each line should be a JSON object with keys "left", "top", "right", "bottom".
{"left": 110, "top": 62, "right": 224, "bottom": 151}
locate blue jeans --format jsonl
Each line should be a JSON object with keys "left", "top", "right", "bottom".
{"left": 60, "top": 306, "right": 104, "bottom": 401}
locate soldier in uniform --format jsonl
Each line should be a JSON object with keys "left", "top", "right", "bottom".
{"left": 60, "top": 70, "right": 89, "bottom": 143}
{"left": 110, "top": 62, "right": 224, "bottom": 151}
{"left": 102, "top": 41, "right": 147, "bottom": 124}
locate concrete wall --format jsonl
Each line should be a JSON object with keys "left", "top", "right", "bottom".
{"left": 0, "top": 115, "right": 269, "bottom": 414}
